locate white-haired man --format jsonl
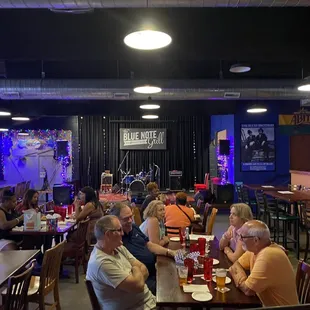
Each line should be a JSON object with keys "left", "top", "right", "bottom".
{"left": 229, "top": 220, "right": 299, "bottom": 307}
{"left": 86, "top": 215, "right": 156, "bottom": 310}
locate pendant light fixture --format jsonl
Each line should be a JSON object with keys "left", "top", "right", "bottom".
{"left": 298, "top": 77, "right": 310, "bottom": 91}
{"left": 134, "top": 85, "right": 162, "bottom": 94}
{"left": 124, "top": 30, "right": 172, "bottom": 50}
{"left": 12, "top": 117, "right": 30, "bottom": 121}
{"left": 0, "top": 109, "right": 11, "bottom": 116}
{"left": 247, "top": 104, "right": 267, "bottom": 113}
{"left": 230, "top": 63, "right": 251, "bottom": 73}
{"left": 142, "top": 114, "right": 159, "bottom": 119}
{"left": 140, "top": 97, "right": 160, "bottom": 110}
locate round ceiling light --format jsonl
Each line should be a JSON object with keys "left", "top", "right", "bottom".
{"left": 142, "top": 115, "right": 159, "bottom": 119}
{"left": 0, "top": 110, "right": 11, "bottom": 116}
{"left": 140, "top": 104, "right": 160, "bottom": 110}
{"left": 12, "top": 117, "right": 30, "bottom": 121}
{"left": 134, "top": 85, "right": 162, "bottom": 94}
{"left": 247, "top": 105, "right": 267, "bottom": 113}
{"left": 0, "top": 128, "right": 8, "bottom": 132}
{"left": 124, "top": 30, "right": 172, "bottom": 50}
{"left": 230, "top": 64, "right": 251, "bottom": 73}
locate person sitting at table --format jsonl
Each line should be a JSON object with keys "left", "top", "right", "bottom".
{"left": 72, "top": 186, "right": 104, "bottom": 244}
{"left": 139, "top": 200, "right": 169, "bottom": 246}
{"left": 86, "top": 215, "right": 156, "bottom": 310}
{"left": 165, "top": 192, "right": 195, "bottom": 232}
{"left": 15, "top": 189, "right": 40, "bottom": 214}
{"left": 229, "top": 220, "right": 299, "bottom": 307}
{"left": 0, "top": 190, "right": 24, "bottom": 251}
{"left": 141, "top": 182, "right": 159, "bottom": 214}
{"left": 109, "top": 203, "right": 176, "bottom": 295}
{"left": 219, "top": 203, "right": 253, "bottom": 263}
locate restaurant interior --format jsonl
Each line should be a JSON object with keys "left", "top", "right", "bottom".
{"left": 0, "top": 2, "right": 310, "bottom": 310}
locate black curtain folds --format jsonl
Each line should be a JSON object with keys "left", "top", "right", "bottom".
{"left": 79, "top": 116, "right": 210, "bottom": 190}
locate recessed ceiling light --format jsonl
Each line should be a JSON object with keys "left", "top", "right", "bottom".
{"left": 134, "top": 85, "right": 162, "bottom": 94}
{"left": 140, "top": 104, "right": 160, "bottom": 110}
{"left": 124, "top": 30, "right": 172, "bottom": 50}
{"left": 230, "top": 64, "right": 251, "bottom": 73}
{"left": 0, "top": 128, "right": 8, "bottom": 132}
{"left": 247, "top": 105, "right": 267, "bottom": 113}
{"left": 142, "top": 115, "right": 159, "bottom": 119}
{"left": 12, "top": 117, "right": 30, "bottom": 121}
{"left": 0, "top": 110, "right": 11, "bottom": 116}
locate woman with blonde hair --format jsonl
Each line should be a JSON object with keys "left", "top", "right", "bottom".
{"left": 139, "top": 200, "right": 169, "bottom": 246}
{"left": 220, "top": 203, "right": 253, "bottom": 263}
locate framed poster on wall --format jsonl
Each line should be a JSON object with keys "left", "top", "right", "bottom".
{"left": 240, "top": 124, "right": 275, "bottom": 172}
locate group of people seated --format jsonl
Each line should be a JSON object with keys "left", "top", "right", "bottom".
{"left": 87, "top": 186, "right": 300, "bottom": 310}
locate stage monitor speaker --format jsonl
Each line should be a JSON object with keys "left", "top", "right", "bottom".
{"left": 219, "top": 139, "right": 230, "bottom": 155}
{"left": 56, "top": 140, "right": 69, "bottom": 158}
{"left": 213, "top": 184, "right": 234, "bottom": 204}
{"left": 169, "top": 171, "right": 182, "bottom": 191}
{"left": 53, "top": 185, "right": 73, "bottom": 205}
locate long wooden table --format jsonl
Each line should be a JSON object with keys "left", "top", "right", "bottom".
{"left": 0, "top": 250, "right": 40, "bottom": 288}
{"left": 266, "top": 190, "right": 310, "bottom": 203}
{"left": 244, "top": 184, "right": 288, "bottom": 192}
{"left": 157, "top": 238, "right": 261, "bottom": 308}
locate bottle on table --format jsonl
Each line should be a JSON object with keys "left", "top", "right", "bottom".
{"left": 185, "top": 227, "right": 190, "bottom": 248}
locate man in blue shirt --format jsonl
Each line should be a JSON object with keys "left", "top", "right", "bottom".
{"left": 110, "top": 203, "right": 176, "bottom": 295}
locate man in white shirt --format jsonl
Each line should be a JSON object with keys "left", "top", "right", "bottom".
{"left": 86, "top": 215, "right": 156, "bottom": 310}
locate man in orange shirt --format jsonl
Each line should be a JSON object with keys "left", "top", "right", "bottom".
{"left": 165, "top": 192, "right": 195, "bottom": 229}
{"left": 229, "top": 220, "right": 299, "bottom": 307}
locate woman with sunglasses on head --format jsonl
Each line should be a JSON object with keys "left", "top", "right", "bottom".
{"left": 219, "top": 203, "right": 253, "bottom": 263}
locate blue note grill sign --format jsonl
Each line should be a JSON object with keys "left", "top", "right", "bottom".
{"left": 120, "top": 128, "right": 167, "bottom": 150}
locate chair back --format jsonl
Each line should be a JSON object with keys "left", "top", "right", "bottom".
{"left": 255, "top": 190, "right": 266, "bottom": 219}
{"left": 296, "top": 260, "right": 310, "bottom": 304}
{"left": 85, "top": 280, "right": 100, "bottom": 310}
{"left": 39, "top": 241, "right": 65, "bottom": 296}
{"left": 165, "top": 225, "right": 192, "bottom": 236}
{"left": 201, "top": 203, "right": 211, "bottom": 232}
{"left": 241, "top": 187, "right": 250, "bottom": 204}
{"left": 299, "top": 202, "right": 310, "bottom": 230}
{"left": 235, "top": 182, "right": 243, "bottom": 202}
{"left": 75, "top": 219, "right": 90, "bottom": 248}
{"left": 45, "top": 200, "right": 55, "bottom": 212}
{"left": 206, "top": 208, "right": 218, "bottom": 235}
{"left": 132, "top": 206, "right": 142, "bottom": 226}
{"left": 4, "top": 260, "right": 35, "bottom": 310}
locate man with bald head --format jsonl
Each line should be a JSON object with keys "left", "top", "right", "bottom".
{"left": 229, "top": 220, "right": 299, "bottom": 307}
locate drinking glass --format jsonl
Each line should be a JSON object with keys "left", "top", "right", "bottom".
{"left": 216, "top": 268, "right": 229, "bottom": 293}
{"left": 184, "top": 258, "right": 194, "bottom": 283}
{"left": 177, "top": 266, "right": 188, "bottom": 286}
{"left": 198, "top": 238, "right": 206, "bottom": 256}
{"left": 203, "top": 257, "right": 213, "bottom": 282}
{"left": 190, "top": 243, "right": 199, "bottom": 253}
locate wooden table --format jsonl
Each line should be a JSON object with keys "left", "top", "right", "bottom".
{"left": 244, "top": 184, "right": 289, "bottom": 192}
{"left": 266, "top": 190, "right": 310, "bottom": 203}
{"left": 0, "top": 250, "right": 40, "bottom": 288}
{"left": 157, "top": 238, "right": 261, "bottom": 308}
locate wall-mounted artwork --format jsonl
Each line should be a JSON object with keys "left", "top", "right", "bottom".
{"left": 240, "top": 124, "right": 275, "bottom": 172}
{"left": 1, "top": 130, "right": 72, "bottom": 189}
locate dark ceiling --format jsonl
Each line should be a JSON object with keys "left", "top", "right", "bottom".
{"left": 0, "top": 8, "right": 310, "bottom": 80}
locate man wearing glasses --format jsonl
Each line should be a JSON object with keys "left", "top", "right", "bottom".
{"left": 86, "top": 215, "right": 156, "bottom": 310}
{"left": 229, "top": 220, "right": 299, "bottom": 307}
{"left": 110, "top": 203, "right": 176, "bottom": 295}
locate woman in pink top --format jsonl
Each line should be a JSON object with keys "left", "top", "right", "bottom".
{"left": 219, "top": 203, "right": 253, "bottom": 263}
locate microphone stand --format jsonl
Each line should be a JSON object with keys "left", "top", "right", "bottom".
{"left": 154, "top": 163, "right": 160, "bottom": 190}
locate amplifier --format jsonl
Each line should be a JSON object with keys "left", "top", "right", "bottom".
{"left": 169, "top": 170, "right": 183, "bottom": 177}
{"left": 213, "top": 184, "right": 234, "bottom": 204}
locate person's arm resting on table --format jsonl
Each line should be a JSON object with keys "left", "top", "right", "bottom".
{"left": 147, "top": 241, "right": 175, "bottom": 257}
{"left": 224, "top": 239, "right": 245, "bottom": 263}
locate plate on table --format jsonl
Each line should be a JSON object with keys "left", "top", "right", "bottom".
{"left": 213, "top": 259, "right": 219, "bottom": 265}
{"left": 169, "top": 236, "right": 180, "bottom": 242}
{"left": 192, "top": 292, "right": 213, "bottom": 302}
{"left": 212, "top": 276, "right": 231, "bottom": 284}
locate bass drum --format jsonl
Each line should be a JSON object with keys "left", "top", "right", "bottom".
{"left": 129, "top": 180, "right": 145, "bottom": 192}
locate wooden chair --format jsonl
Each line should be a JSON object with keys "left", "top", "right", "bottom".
{"left": 27, "top": 241, "right": 65, "bottom": 310}
{"left": 132, "top": 206, "right": 142, "bottom": 226}
{"left": 192, "top": 203, "right": 211, "bottom": 233}
{"left": 296, "top": 260, "right": 310, "bottom": 304}
{"left": 206, "top": 207, "right": 218, "bottom": 235}
{"left": 165, "top": 225, "right": 192, "bottom": 236}
{"left": 62, "top": 219, "right": 90, "bottom": 283}
{"left": 85, "top": 280, "right": 100, "bottom": 310}
{"left": 2, "top": 260, "right": 35, "bottom": 310}
{"left": 249, "top": 304, "right": 310, "bottom": 310}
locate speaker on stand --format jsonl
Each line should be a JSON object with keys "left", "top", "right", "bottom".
{"left": 53, "top": 184, "right": 73, "bottom": 206}
{"left": 169, "top": 170, "right": 183, "bottom": 191}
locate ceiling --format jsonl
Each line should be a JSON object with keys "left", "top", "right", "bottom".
{"left": 0, "top": 7, "right": 309, "bottom": 114}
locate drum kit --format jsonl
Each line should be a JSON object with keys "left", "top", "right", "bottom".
{"left": 120, "top": 168, "right": 152, "bottom": 193}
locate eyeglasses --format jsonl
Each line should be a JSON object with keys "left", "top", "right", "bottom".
{"left": 239, "top": 235, "right": 258, "bottom": 241}
{"left": 106, "top": 227, "right": 123, "bottom": 233}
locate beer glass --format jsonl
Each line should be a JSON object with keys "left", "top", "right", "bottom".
{"left": 177, "top": 266, "right": 188, "bottom": 286}
{"left": 216, "top": 268, "right": 227, "bottom": 293}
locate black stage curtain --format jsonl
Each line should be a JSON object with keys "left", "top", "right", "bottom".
{"left": 79, "top": 116, "right": 210, "bottom": 190}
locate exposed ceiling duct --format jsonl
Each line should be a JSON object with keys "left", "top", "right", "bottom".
{"left": 0, "top": 79, "right": 309, "bottom": 101}
{"left": 0, "top": 0, "right": 309, "bottom": 8}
